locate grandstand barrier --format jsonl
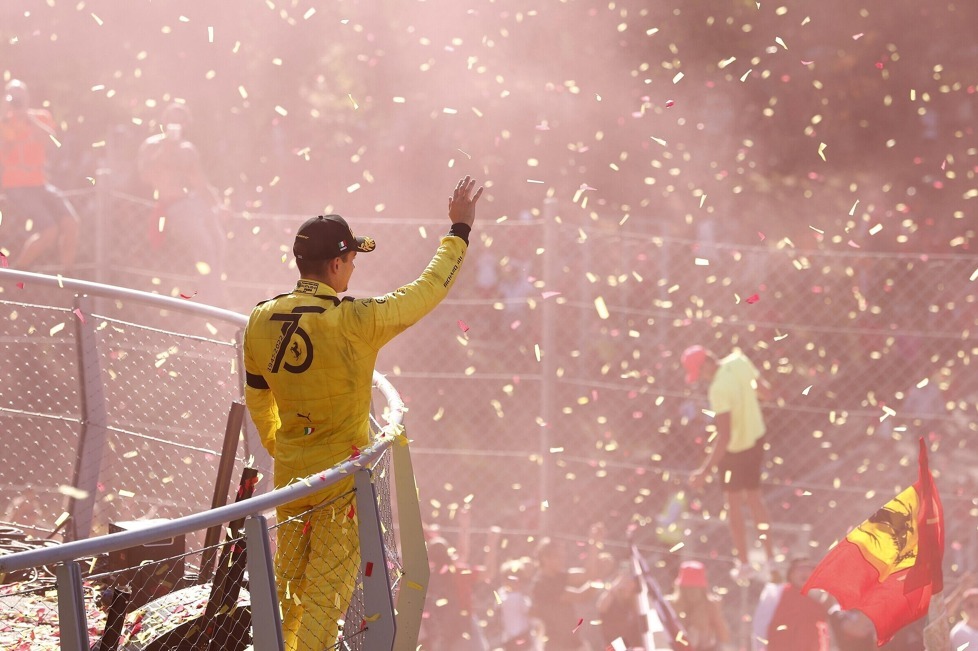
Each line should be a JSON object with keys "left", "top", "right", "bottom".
{"left": 0, "top": 268, "right": 427, "bottom": 651}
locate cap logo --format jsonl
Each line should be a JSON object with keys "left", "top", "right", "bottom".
{"left": 338, "top": 240, "right": 348, "bottom": 252}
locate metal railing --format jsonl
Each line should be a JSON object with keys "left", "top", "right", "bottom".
{"left": 0, "top": 268, "right": 428, "bottom": 651}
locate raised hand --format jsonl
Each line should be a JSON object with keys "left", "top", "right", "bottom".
{"left": 448, "top": 176, "right": 484, "bottom": 227}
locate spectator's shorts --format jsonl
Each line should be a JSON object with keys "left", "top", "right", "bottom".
{"left": 718, "top": 440, "right": 764, "bottom": 491}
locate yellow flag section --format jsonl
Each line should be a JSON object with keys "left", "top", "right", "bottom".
{"left": 802, "top": 438, "right": 944, "bottom": 647}
{"left": 846, "top": 483, "right": 920, "bottom": 583}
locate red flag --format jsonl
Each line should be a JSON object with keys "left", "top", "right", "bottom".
{"left": 802, "top": 437, "right": 944, "bottom": 646}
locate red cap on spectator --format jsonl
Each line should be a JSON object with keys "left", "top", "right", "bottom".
{"left": 676, "top": 560, "right": 708, "bottom": 588}
{"left": 681, "top": 345, "right": 708, "bottom": 384}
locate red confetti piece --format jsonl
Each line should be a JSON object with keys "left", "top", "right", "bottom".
{"left": 800, "top": 59, "right": 814, "bottom": 65}
{"left": 347, "top": 503, "right": 356, "bottom": 519}
{"left": 302, "top": 520, "right": 311, "bottom": 535}
{"left": 365, "top": 561, "right": 374, "bottom": 577}
{"left": 757, "top": 231, "right": 766, "bottom": 241}
{"left": 180, "top": 291, "right": 198, "bottom": 299}
{"left": 573, "top": 618, "right": 584, "bottom": 633}
{"left": 875, "top": 61, "right": 884, "bottom": 70}
{"left": 16, "top": 282, "right": 24, "bottom": 290}
{"left": 665, "top": 99, "right": 675, "bottom": 108}
{"left": 457, "top": 319, "right": 470, "bottom": 333}
{"left": 746, "top": 294, "right": 760, "bottom": 304}
{"left": 72, "top": 308, "right": 86, "bottom": 324}
{"left": 350, "top": 444, "right": 361, "bottom": 459}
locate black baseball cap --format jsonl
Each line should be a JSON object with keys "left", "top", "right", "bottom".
{"left": 293, "top": 214, "right": 376, "bottom": 261}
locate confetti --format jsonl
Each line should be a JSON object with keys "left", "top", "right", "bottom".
{"left": 457, "top": 319, "right": 470, "bottom": 333}
{"left": 745, "top": 294, "right": 760, "bottom": 304}
{"left": 49, "top": 323, "right": 65, "bottom": 336}
{"left": 818, "top": 142, "right": 828, "bottom": 161}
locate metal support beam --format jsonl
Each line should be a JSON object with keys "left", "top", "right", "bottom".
{"left": 244, "top": 515, "right": 285, "bottom": 651}
{"left": 67, "top": 293, "right": 110, "bottom": 541}
{"left": 354, "top": 468, "right": 396, "bottom": 650}
{"left": 56, "top": 561, "right": 90, "bottom": 651}
{"left": 391, "top": 440, "right": 430, "bottom": 651}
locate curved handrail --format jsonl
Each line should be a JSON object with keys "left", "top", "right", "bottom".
{"left": 0, "top": 268, "right": 407, "bottom": 573}
{"left": 0, "top": 268, "right": 246, "bottom": 324}
{"left": 0, "top": 433, "right": 396, "bottom": 574}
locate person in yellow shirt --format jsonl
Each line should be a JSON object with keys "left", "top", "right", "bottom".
{"left": 682, "top": 346, "right": 776, "bottom": 582}
{"left": 244, "top": 176, "right": 483, "bottom": 650}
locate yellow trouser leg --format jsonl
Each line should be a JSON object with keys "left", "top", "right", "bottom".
{"left": 277, "top": 494, "right": 361, "bottom": 650}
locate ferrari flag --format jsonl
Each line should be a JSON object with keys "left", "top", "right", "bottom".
{"left": 802, "top": 437, "right": 944, "bottom": 646}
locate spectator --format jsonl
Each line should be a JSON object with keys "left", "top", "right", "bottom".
{"left": 495, "top": 557, "right": 539, "bottom": 651}
{"left": 0, "top": 79, "right": 80, "bottom": 271}
{"left": 683, "top": 345, "right": 776, "bottom": 581}
{"left": 136, "top": 101, "right": 227, "bottom": 303}
{"left": 596, "top": 565, "right": 644, "bottom": 649}
{"left": 753, "top": 556, "right": 829, "bottom": 651}
{"left": 530, "top": 538, "right": 598, "bottom": 650}
{"left": 667, "top": 560, "right": 731, "bottom": 651}
{"left": 950, "top": 587, "right": 978, "bottom": 649}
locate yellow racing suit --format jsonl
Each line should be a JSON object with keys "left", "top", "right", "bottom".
{"left": 243, "top": 233, "right": 468, "bottom": 650}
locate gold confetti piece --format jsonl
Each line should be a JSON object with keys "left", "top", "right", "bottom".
{"left": 55, "top": 512, "right": 70, "bottom": 527}
{"left": 195, "top": 261, "right": 211, "bottom": 275}
{"left": 809, "top": 225, "right": 824, "bottom": 235}
{"left": 549, "top": 447, "right": 564, "bottom": 453}
{"left": 669, "top": 542, "right": 684, "bottom": 552}
{"left": 208, "top": 26, "right": 214, "bottom": 42}
{"left": 238, "top": 85, "right": 249, "bottom": 99}
{"left": 594, "top": 296, "right": 610, "bottom": 320}
{"left": 50, "top": 322, "right": 65, "bottom": 336}
{"left": 718, "top": 57, "right": 737, "bottom": 69}
{"left": 699, "top": 194, "right": 707, "bottom": 208}
{"left": 970, "top": 267, "right": 978, "bottom": 282}
{"left": 119, "top": 489, "right": 136, "bottom": 498}
{"left": 740, "top": 69, "right": 753, "bottom": 82}
{"left": 406, "top": 580, "right": 424, "bottom": 590}
{"left": 541, "top": 500, "right": 549, "bottom": 511}
{"left": 58, "top": 485, "right": 89, "bottom": 500}
{"left": 91, "top": 13, "right": 103, "bottom": 26}
{"left": 534, "top": 344, "right": 542, "bottom": 362}
{"left": 849, "top": 200, "right": 860, "bottom": 216}
{"left": 818, "top": 142, "right": 828, "bottom": 161}
{"left": 672, "top": 72, "right": 684, "bottom": 84}
{"left": 802, "top": 385, "right": 812, "bottom": 395}
{"left": 869, "top": 223, "right": 883, "bottom": 235}
{"left": 526, "top": 179, "right": 544, "bottom": 184}
{"left": 347, "top": 183, "right": 361, "bottom": 193}
{"left": 349, "top": 94, "right": 359, "bottom": 110}
{"left": 274, "top": 105, "right": 288, "bottom": 116}
{"left": 49, "top": 134, "right": 62, "bottom": 148}
{"left": 303, "top": 7, "right": 316, "bottom": 19}
{"left": 775, "top": 36, "right": 787, "bottom": 49}
{"left": 694, "top": 258, "right": 709, "bottom": 266}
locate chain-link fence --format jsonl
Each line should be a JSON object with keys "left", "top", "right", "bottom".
{"left": 3, "top": 187, "right": 977, "bottom": 648}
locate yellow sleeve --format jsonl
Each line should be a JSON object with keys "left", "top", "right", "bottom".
{"left": 245, "top": 385, "right": 280, "bottom": 458}
{"left": 243, "top": 318, "right": 281, "bottom": 457}
{"left": 352, "top": 235, "right": 467, "bottom": 349}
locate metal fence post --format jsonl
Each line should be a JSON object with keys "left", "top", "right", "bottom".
{"left": 67, "top": 293, "right": 110, "bottom": 541}
{"left": 392, "top": 439, "right": 430, "bottom": 651}
{"left": 244, "top": 515, "right": 285, "bottom": 651}
{"left": 540, "top": 197, "right": 559, "bottom": 532}
{"left": 56, "top": 561, "right": 90, "bottom": 651}
{"left": 354, "top": 467, "right": 396, "bottom": 650}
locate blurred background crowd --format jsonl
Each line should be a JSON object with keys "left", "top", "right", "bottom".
{"left": 1, "top": 0, "right": 977, "bottom": 649}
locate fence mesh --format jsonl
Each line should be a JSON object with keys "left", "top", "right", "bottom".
{"left": 3, "top": 189, "right": 978, "bottom": 647}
